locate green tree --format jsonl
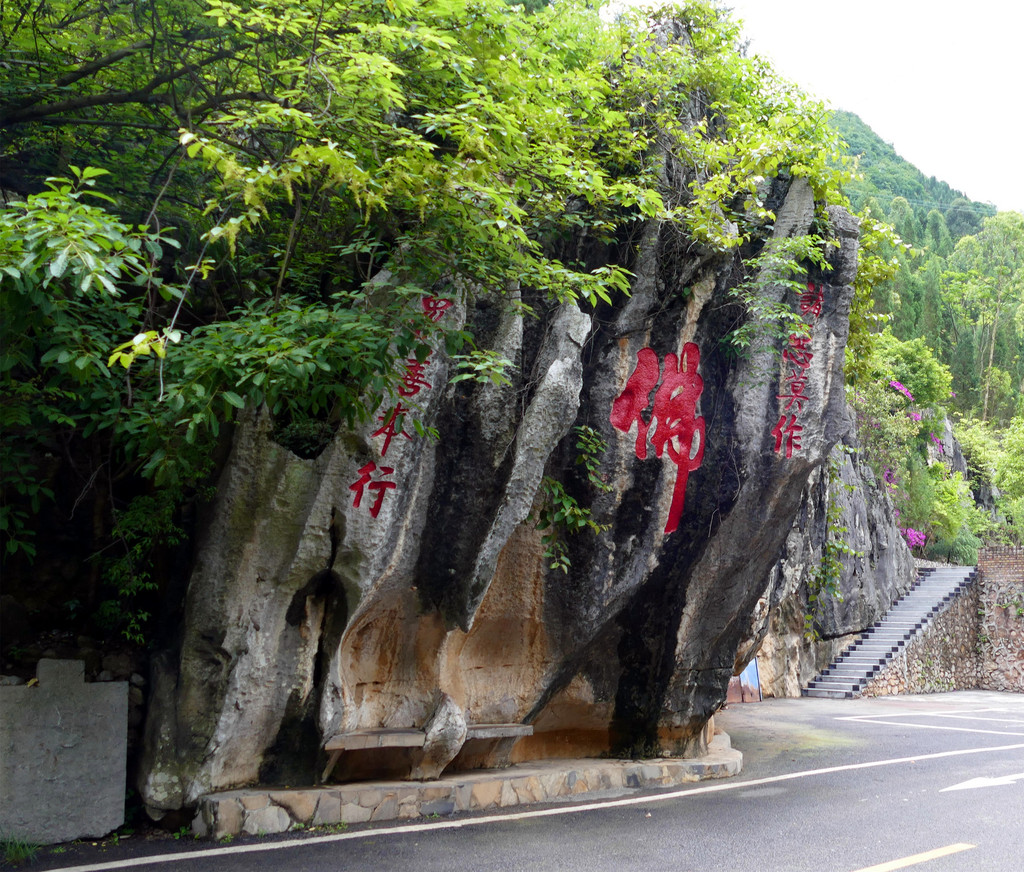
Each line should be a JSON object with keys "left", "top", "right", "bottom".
{"left": 917, "top": 257, "right": 946, "bottom": 343}
{"left": 887, "top": 197, "right": 923, "bottom": 248}
{"left": 946, "top": 198, "right": 988, "bottom": 241}
{"left": 889, "top": 262, "right": 922, "bottom": 338}
{"left": 995, "top": 415, "right": 1024, "bottom": 537}
{"left": 944, "top": 212, "right": 1024, "bottom": 423}
{"left": 998, "top": 416, "right": 1024, "bottom": 499}
{"left": 869, "top": 330, "right": 952, "bottom": 408}
{"left": 924, "top": 209, "right": 953, "bottom": 258}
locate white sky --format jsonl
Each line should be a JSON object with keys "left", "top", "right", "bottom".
{"left": 720, "top": 1, "right": 1024, "bottom": 214}
{"left": 614, "top": 1, "right": 1024, "bottom": 214}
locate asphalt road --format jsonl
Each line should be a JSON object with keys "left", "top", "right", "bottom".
{"left": 35, "top": 691, "right": 1024, "bottom": 872}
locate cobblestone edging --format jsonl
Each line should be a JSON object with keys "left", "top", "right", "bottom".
{"left": 192, "top": 734, "right": 742, "bottom": 840}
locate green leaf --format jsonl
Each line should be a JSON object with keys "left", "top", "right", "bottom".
{"left": 49, "top": 248, "right": 70, "bottom": 279}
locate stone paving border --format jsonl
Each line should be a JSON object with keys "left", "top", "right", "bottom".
{"left": 192, "top": 733, "right": 741, "bottom": 840}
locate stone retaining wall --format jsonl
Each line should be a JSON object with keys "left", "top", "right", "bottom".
{"left": 865, "top": 548, "right": 1023, "bottom": 697}
{"left": 863, "top": 580, "right": 980, "bottom": 696}
{"left": 977, "top": 546, "right": 1024, "bottom": 692}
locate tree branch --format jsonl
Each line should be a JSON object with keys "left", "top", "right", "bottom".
{"left": 0, "top": 48, "right": 237, "bottom": 126}
{"left": 53, "top": 41, "right": 154, "bottom": 90}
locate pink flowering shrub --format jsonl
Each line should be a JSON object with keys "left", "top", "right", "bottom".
{"left": 888, "top": 379, "right": 914, "bottom": 402}
{"left": 900, "top": 527, "right": 927, "bottom": 550}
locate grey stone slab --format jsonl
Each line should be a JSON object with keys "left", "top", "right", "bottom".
{"left": 242, "top": 804, "right": 291, "bottom": 836}
{"left": 324, "top": 728, "right": 425, "bottom": 751}
{"left": 0, "top": 660, "right": 127, "bottom": 845}
{"left": 465, "top": 724, "right": 533, "bottom": 740}
{"left": 420, "top": 798, "right": 456, "bottom": 817}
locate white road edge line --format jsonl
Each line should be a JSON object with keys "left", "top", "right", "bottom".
{"left": 832, "top": 719, "right": 1024, "bottom": 737}
{"left": 926, "top": 714, "right": 1024, "bottom": 725}
{"left": 45, "top": 741, "right": 1024, "bottom": 872}
{"left": 836, "top": 708, "right": 1000, "bottom": 721}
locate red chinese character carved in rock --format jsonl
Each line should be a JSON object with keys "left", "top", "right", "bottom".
{"left": 772, "top": 414, "right": 803, "bottom": 459}
{"left": 371, "top": 404, "right": 411, "bottom": 457}
{"left": 773, "top": 283, "right": 823, "bottom": 460}
{"left": 349, "top": 462, "right": 396, "bottom": 518}
{"left": 610, "top": 343, "right": 705, "bottom": 535}
{"left": 778, "top": 372, "right": 810, "bottom": 412}
{"left": 799, "top": 282, "right": 824, "bottom": 319}
{"left": 421, "top": 296, "right": 453, "bottom": 322}
{"left": 782, "top": 334, "right": 814, "bottom": 371}
{"left": 398, "top": 358, "right": 432, "bottom": 397}
{"left": 774, "top": 332, "right": 815, "bottom": 456}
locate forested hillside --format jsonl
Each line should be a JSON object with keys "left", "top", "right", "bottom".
{"left": 830, "top": 110, "right": 1023, "bottom": 561}
{"left": 832, "top": 110, "right": 997, "bottom": 230}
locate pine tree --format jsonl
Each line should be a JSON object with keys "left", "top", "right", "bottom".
{"left": 925, "top": 209, "right": 953, "bottom": 257}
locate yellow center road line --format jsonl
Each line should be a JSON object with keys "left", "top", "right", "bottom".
{"left": 852, "top": 843, "right": 975, "bottom": 872}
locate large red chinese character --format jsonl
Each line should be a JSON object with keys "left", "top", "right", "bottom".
{"left": 371, "top": 404, "right": 411, "bottom": 457}
{"left": 349, "top": 462, "right": 396, "bottom": 518}
{"left": 398, "top": 358, "right": 432, "bottom": 397}
{"left": 610, "top": 347, "right": 660, "bottom": 460}
{"left": 611, "top": 343, "right": 705, "bottom": 535}
{"left": 799, "top": 282, "right": 824, "bottom": 319}
{"left": 772, "top": 414, "right": 803, "bottom": 458}
{"left": 778, "top": 372, "right": 810, "bottom": 412}
{"left": 782, "top": 334, "right": 814, "bottom": 371}
{"left": 422, "top": 296, "right": 453, "bottom": 322}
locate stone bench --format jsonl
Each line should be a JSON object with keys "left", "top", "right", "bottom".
{"left": 465, "top": 723, "right": 533, "bottom": 741}
{"left": 449, "top": 723, "right": 534, "bottom": 772}
{"left": 321, "top": 728, "right": 425, "bottom": 782}
{"left": 320, "top": 723, "right": 534, "bottom": 782}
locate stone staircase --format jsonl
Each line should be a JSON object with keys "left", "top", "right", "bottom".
{"left": 802, "top": 565, "right": 977, "bottom": 699}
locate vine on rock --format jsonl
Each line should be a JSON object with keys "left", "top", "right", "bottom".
{"left": 536, "top": 426, "right": 612, "bottom": 573}
{"left": 804, "top": 451, "right": 861, "bottom": 642}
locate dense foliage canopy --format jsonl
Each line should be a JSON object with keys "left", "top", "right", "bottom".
{"left": 1, "top": 0, "right": 852, "bottom": 639}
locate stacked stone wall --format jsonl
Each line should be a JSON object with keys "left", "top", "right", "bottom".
{"left": 863, "top": 582, "right": 980, "bottom": 696}
{"left": 977, "top": 546, "right": 1024, "bottom": 692}
{"left": 864, "top": 547, "right": 1022, "bottom": 697}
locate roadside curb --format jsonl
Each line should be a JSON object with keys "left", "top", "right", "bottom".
{"left": 192, "top": 733, "right": 742, "bottom": 839}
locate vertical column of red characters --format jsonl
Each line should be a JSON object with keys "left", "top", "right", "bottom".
{"left": 348, "top": 296, "right": 453, "bottom": 518}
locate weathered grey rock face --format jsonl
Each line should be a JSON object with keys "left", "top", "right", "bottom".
{"left": 138, "top": 177, "right": 883, "bottom": 814}
{"left": 933, "top": 415, "right": 969, "bottom": 478}
{"left": 752, "top": 433, "right": 916, "bottom": 697}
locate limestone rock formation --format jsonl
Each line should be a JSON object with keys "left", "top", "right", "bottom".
{"left": 751, "top": 434, "right": 915, "bottom": 697}
{"left": 137, "top": 174, "right": 906, "bottom": 816}
{"left": 409, "top": 692, "right": 468, "bottom": 781}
